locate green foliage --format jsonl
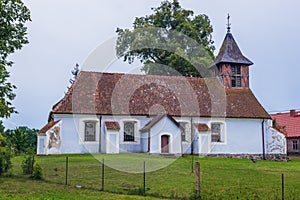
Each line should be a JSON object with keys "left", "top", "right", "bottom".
{"left": 4, "top": 126, "right": 37, "bottom": 155}
{"left": 31, "top": 163, "right": 43, "bottom": 180}
{"left": 0, "top": 65, "right": 16, "bottom": 117}
{"left": 0, "top": 0, "right": 31, "bottom": 118}
{"left": 0, "top": 0, "right": 31, "bottom": 67}
{"left": 21, "top": 155, "right": 34, "bottom": 175}
{"left": 116, "top": 0, "right": 215, "bottom": 77}
{"left": 0, "top": 133, "right": 6, "bottom": 175}
{"left": 0, "top": 147, "right": 12, "bottom": 174}
{"left": 0, "top": 121, "right": 12, "bottom": 175}
{"left": 272, "top": 118, "right": 286, "bottom": 134}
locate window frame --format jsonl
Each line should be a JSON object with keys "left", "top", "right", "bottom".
{"left": 123, "top": 121, "right": 136, "bottom": 142}
{"left": 231, "top": 65, "right": 242, "bottom": 88}
{"left": 84, "top": 121, "right": 96, "bottom": 142}
{"left": 79, "top": 117, "right": 99, "bottom": 144}
{"left": 210, "top": 122, "right": 225, "bottom": 143}
{"left": 292, "top": 140, "right": 299, "bottom": 150}
{"left": 179, "top": 122, "right": 188, "bottom": 142}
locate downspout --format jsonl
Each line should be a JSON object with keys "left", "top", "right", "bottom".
{"left": 262, "top": 119, "right": 266, "bottom": 160}
{"left": 99, "top": 115, "right": 102, "bottom": 153}
{"left": 190, "top": 117, "right": 194, "bottom": 155}
{"left": 148, "top": 130, "right": 150, "bottom": 153}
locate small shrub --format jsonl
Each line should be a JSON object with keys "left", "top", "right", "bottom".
{"left": 21, "top": 155, "right": 35, "bottom": 175}
{"left": 5, "top": 171, "right": 13, "bottom": 177}
{"left": 32, "top": 163, "right": 43, "bottom": 180}
{"left": 0, "top": 156, "right": 3, "bottom": 175}
{"left": 0, "top": 133, "right": 12, "bottom": 176}
{"left": 0, "top": 148, "right": 12, "bottom": 175}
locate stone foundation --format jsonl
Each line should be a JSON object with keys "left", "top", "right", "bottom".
{"left": 202, "top": 154, "right": 288, "bottom": 162}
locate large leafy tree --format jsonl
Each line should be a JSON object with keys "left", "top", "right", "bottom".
{"left": 116, "top": 0, "right": 215, "bottom": 77}
{"left": 4, "top": 126, "right": 37, "bottom": 155}
{"left": 0, "top": 0, "right": 31, "bottom": 118}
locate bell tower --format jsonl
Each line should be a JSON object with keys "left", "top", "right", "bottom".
{"left": 212, "top": 15, "right": 253, "bottom": 88}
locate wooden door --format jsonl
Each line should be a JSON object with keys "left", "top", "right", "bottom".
{"left": 161, "top": 135, "right": 169, "bottom": 153}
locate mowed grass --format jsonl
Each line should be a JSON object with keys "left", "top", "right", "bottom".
{"left": 0, "top": 154, "right": 300, "bottom": 199}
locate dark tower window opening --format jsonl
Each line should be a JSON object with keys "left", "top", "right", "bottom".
{"left": 231, "top": 65, "right": 242, "bottom": 88}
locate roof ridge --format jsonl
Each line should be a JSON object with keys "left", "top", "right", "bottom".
{"left": 80, "top": 70, "right": 214, "bottom": 81}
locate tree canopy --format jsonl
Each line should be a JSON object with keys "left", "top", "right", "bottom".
{"left": 4, "top": 126, "right": 37, "bottom": 155}
{"left": 116, "top": 0, "right": 215, "bottom": 77}
{"left": 0, "top": 0, "right": 31, "bottom": 118}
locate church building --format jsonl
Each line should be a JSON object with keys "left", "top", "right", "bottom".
{"left": 37, "top": 25, "right": 286, "bottom": 160}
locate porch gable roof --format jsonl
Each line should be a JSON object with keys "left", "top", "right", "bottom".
{"left": 140, "top": 114, "right": 180, "bottom": 133}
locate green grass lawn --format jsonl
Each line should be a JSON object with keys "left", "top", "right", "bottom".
{"left": 0, "top": 154, "right": 300, "bottom": 199}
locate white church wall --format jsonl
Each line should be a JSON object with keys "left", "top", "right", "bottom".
{"left": 191, "top": 117, "right": 264, "bottom": 155}
{"left": 50, "top": 114, "right": 286, "bottom": 159}
{"left": 102, "top": 116, "right": 151, "bottom": 153}
{"left": 53, "top": 115, "right": 100, "bottom": 154}
{"left": 209, "top": 118, "right": 263, "bottom": 154}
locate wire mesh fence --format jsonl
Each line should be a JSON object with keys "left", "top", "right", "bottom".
{"left": 36, "top": 154, "right": 300, "bottom": 199}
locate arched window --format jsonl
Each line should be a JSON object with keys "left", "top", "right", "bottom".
{"left": 124, "top": 121, "right": 135, "bottom": 142}
{"left": 84, "top": 121, "right": 96, "bottom": 141}
{"left": 211, "top": 123, "right": 225, "bottom": 143}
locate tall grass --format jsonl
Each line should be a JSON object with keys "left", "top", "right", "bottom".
{"left": 1, "top": 154, "right": 300, "bottom": 199}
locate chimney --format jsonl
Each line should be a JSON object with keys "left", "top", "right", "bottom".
{"left": 290, "top": 109, "right": 297, "bottom": 117}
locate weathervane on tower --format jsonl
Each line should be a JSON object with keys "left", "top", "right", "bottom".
{"left": 227, "top": 13, "right": 231, "bottom": 33}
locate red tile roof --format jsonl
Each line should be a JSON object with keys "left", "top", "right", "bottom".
{"left": 270, "top": 111, "right": 300, "bottom": 138}
{"left": 104, "top": 121, "right": 120, "bottom": 130}
{"left": 51, "top": 71, "right": 269, "bottom": 119}
{"left": 194, "top": 123, "right": 210, "bottom": 132}
{"left": 38, "top": 120, "right": 61, "bottom": 134}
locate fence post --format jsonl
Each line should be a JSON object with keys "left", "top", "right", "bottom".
{"left": 65, "top": 156, "right": 69, "bottom": 185}
{"left": 191, "top": 154, "right": 194, "bottom": 173}
{"left": 282, "top": 173, "right": 284, "bottom": 200}
{"left": 101, "top": 159, "right": 104, "bottom": 191}
{"left": 31, "top": 155, "right": 35, "bottom": 175}
{"left": 195, "top": 162, "right": 200, "bottom": 198}
{"left": 143, "top": 161, "right": 146, "bottom": 195}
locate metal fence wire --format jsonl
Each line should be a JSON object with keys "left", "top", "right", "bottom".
{"left": 37, "top": 155, "right": 299, "bottom": 200}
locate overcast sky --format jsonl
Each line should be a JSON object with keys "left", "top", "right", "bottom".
{"left": 3, "top": 0, "right": 300, "bottom": 129}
